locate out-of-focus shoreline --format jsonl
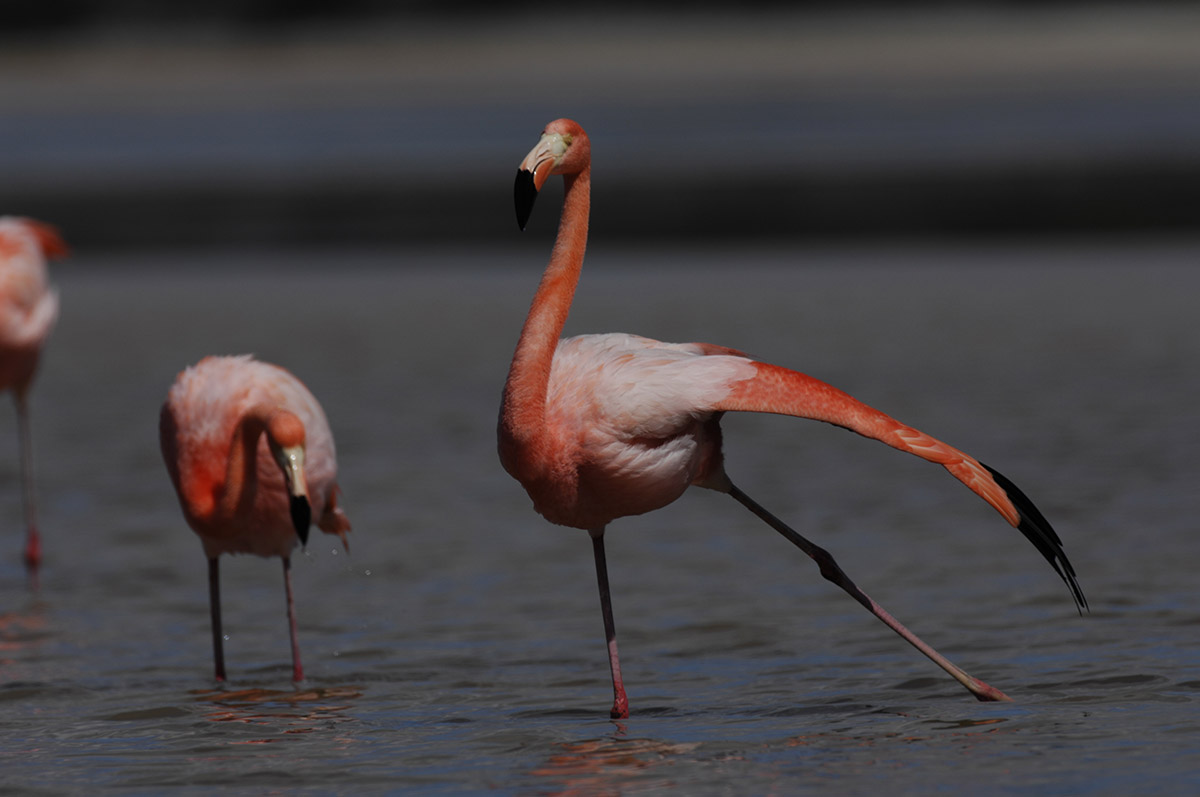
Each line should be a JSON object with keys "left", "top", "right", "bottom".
{"left": 2, "top": 7, "right": 1198, "bottom": 249}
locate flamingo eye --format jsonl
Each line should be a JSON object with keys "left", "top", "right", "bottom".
{"left": 548, "top": 134, "right": 569, "bottom": 159}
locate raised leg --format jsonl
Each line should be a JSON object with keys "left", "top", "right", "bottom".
{"left": 282, "top": 556, "right": 304, "bottom": 683}
{"left": 727, "top": 483, "right": 1012, "bottom": 702}
{"left": 590, "top": 528, "right": 629, "bottom": 718}
{"left": 208, "top": 556, "right": 227, "bottom": 682}
{"left": 16, "top": 394, "right": 40, "bottom": 588}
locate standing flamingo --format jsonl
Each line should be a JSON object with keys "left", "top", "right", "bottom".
{"left": 0, "top": 217, "right": 66, "bottom": 587}
{"left": 499, "top": 119, "right": 1086, "bottom": 718}
{"left": 159, "top": 355, "right": 350, "bottom": 682}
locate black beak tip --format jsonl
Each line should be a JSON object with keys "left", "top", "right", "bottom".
{"left": 290, "top": 494, "right": 312, "bottom": 546}
{"left": 514, "top": 169, "right": 538, "bottom": 231}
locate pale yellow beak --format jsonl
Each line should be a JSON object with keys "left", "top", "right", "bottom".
{"left": 274, "top": 443, "right": 312, "bottom": 544}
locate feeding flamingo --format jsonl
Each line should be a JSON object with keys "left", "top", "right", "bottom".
{"left": 0, "top": 216, "right": 66, "bottom": 587}
{"left": 160, "top": 355, "right": 350, "bottom": 682}
{"left": 498, "top": 118, "right": 1086, "bottom": 718}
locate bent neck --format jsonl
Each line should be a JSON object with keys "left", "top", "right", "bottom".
{"left": 217, "top": 405, "right": 283, "bottom": 518}
{"left": 500, "top": 167, "right": 590, "bottom": 444}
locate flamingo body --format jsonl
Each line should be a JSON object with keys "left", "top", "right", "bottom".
{"left": 161, "top": 355, "right": 347, "bottom": 558}
{"left": 0, "top": 219, "right": 60, "bottom": 391}
{"left": 160, "top": 355, "right": 350, "bottom": 681}
{"left": 500, "top": 119, "right": 1085, "bottom": 718}
{"left": 0, "top": 216, "right": 66, "bottom": 583}
{"left": 503, "top": 333, "right": 755, "bottom": 530}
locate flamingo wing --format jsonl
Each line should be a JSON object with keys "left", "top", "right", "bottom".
{"left": 711, "top": 359, "right": 1087, "bottom": 612}
{"left": 547, "top": 334, "right": 757, "bottom": 440}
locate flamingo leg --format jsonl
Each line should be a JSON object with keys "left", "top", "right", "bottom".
{"left": 15, "top": 393, "right": 40, "bottom": 589}
{"left": 727, "top": 483, "right": 1012, "bottom": 702}
{"left": 590, "top": 528, "right": 629, "bottom": 719}
{"left": 282, "top": 556, "right": 304, "bottom": 683}
{"left": 207, "top": 556, "right": 227, "bottom": 682}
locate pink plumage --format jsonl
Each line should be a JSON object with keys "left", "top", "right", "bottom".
{"left": 160, "top": 355, "right": 350, "bottom": 682}
{"left": 0, "top": 216, "right": 65, "bottom": 586}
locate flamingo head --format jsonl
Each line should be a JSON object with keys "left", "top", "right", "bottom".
{"left": 266, "top": 411, "right": 312, "bottom": 546}
{"left": 514, "top": 118, "right": 590, "bottom": 230}
{"left": 0, "top": 217, "right": 69, "bottom": 261}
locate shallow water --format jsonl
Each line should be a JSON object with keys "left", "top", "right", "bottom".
{"left": 2, "top": 241, "right": 1198, "bottom": 794}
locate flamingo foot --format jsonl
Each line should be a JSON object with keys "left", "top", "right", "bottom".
{"left": 969, "top": 679, "right": 1013, "bottom": 702}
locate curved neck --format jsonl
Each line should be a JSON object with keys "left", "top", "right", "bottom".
{"left": 217, "top": 406, "right": 275, "bottom": 518}
{"left": 501, "top": 167, "right": 590, "bottom": 445}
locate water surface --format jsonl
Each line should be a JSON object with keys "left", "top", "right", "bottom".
{"left": 1, "top": 241, "right": 1197, "bottom": 794}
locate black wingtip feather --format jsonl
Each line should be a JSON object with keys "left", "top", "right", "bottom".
{"left": 982, "top": 463, "right": 1088, "bottom": 614}
{"left": 514, "top": 169, "right": 538, "bottom": 230}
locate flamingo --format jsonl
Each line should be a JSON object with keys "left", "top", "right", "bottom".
{"left": 499, "top": 119, "right": 1086, "bottom": 719}
{"left": 159, "top": 355, "right": 350, "bottom": 682}
{"left": 0, "top": 217, "right": 66, "bottom": 587}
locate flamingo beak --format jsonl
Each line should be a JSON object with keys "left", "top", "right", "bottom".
{"left": 515, "top": 132, "right": 569, "bottom": 230}
{"left": 275, "top": 444, "right": 312, "bottom": 545}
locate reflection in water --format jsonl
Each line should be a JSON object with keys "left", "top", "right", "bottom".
{"left": 0, "top": 604, "right": 48, "bottom": 668}
{"left": 525, "top": 715, "right": 1018, "bottom": 794}
{"left": 191, "top": 686, "right": 362, "bottom": 742}
{"left": 530, "top": 725, "right": 700, "bottom": 795}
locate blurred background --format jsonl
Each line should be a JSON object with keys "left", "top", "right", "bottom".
{"left": 2, "top": 1, "right": 1198, "bottom": 250}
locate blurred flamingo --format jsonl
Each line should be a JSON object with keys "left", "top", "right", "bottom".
{"left": 0, "top": 217, "right": 66, "bottom": 588}
{"left": 499, "top": 119, "right": 1086, "bottom": 718}
{"left": 160, "top": 355, "right": 350, "bottom": 682}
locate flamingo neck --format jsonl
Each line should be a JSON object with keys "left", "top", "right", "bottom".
{"left": 500, "top": 167, "right": 590, "bottom": 449}
{"left": 217, "top": 406, "right": 275, "bottom": 519}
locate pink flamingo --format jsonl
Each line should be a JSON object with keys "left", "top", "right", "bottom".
{"left": 0, "top": 217, "right": 67, "bottom": 587}
{"left": 499, "top": 119, "right": 1086, "bottom": 719}
{"left": 159, "top": 355, "right": 350, "bottom": 682}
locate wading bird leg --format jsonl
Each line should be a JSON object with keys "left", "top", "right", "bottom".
{"left": 208, "top": 557, "right": 227, "bottom": 682}
{"left": 282, "top": 556, "right": 304, "bottom": 683}
{"left": 727, "top": 483, "right": 1012, "bottom": 702}
{"left": 591, "top": 528, "right": 630, "bottom": 718}
{"left": 16, "top": 393, "right": 40, "bottom": 589}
